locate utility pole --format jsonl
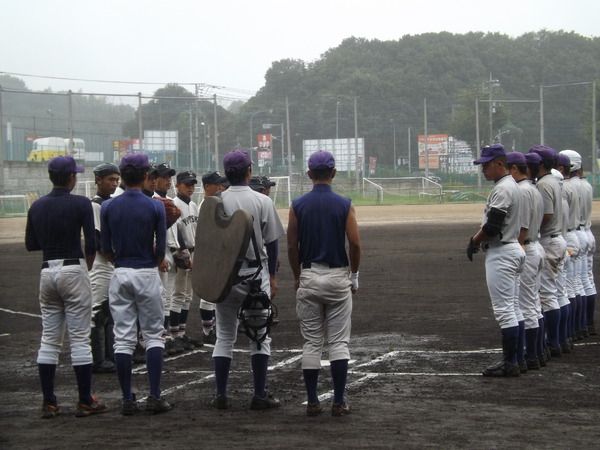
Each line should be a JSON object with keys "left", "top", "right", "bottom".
{"left": 0, "top": 86, "right": 4, "bottom": 195}
{"left": 138, "top": 93, "right": 143, "bottom": 153}
{"left": 213, "top": 94, "right": 219, "bottom": 172}
{"left": 354, "top": 97, "right": 359, "bottom": 184}
{"left": 286, "top": 96, "right": 292, "bottom": 177}
{"left": 424, "top": 98, "right": 429, "bottom": 178}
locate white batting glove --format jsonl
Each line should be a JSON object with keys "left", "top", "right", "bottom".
{"left": 350, "top": 272, "right": 359, "bottom": 291}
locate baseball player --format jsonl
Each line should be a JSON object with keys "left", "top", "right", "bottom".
{"left": 26, "top": 155, "right": 108, "bottom": 418}
{"left": 529, "top": 146, "right": 567, "bottom": 358}
{"left": 101, "top": 153, "right": 172, "bottom": 415}
{"left": 550, "top": 164, "right": 574, "bottom": 356}
{"left": 197, "top": 171, "right": 228, "bottom": 344}
{"left": 170, "top": 171, "right": 203, "bottom": 350}
{"left": 153, "top": 163, "right": 183, "bottom": 355}
{"left": 507, "top": 152, "right": 545, "bottom": 371}
{"left": 89, "top": 163, "right": 121, "bottom": 374}
{"left": 467, "top": 144, "right": 525, "bottom": 377}
{"left": 260, "top": 176, "right": 276, "bottom": 196}
{"left": 287, "top": 150, "right": 361, "bottom": 416}
{"left": 560, "top": 149, "right": 597, "bottom": 339}
{"left": 211, "top": 150, "right": 285, "bottom": 410}
{"left": 556, "top": 153, "right": 582, "bottom": 353}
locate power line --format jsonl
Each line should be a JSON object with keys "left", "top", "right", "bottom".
{"left": 0, "top": 70, "right": 255, "bottom": 98}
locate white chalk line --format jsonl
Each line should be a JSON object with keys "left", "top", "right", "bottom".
{"left": 0, "top": 307, "right": 41, "bottom": 318}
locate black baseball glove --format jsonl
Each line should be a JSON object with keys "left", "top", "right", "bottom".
{"left": 466, "top": 237, "right": 480, "bottom": 261}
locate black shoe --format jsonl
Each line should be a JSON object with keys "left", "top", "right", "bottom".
{"left": 211, "top": 395, "right": 230, "bottom": 410}
{"left": 526, "top": 357, "right": 540, "bottom": 370}
{"left": 588, "top": 324, "right": 598, "bottom": 336}
{"left": 482, "top": 361, "right": 520, "bottom": 377}
{"left": 582, "top": 328, "right": 589, "bottom": 338}
{"left": 250, "top": 392, "right": 281, "bottom": 410}
{"left": 549, "top": 345, "right": 562, "bottom": 357}
{"left": 544, "top": 346, "right": 552, "bottom": 360}
{"left": 185, "top": 335, "right": 204, "bottom": 348}
{"left": 560, "top": 342, "right": 571, "bottom": 354}
{"left": 121, "top": 394, "right": 139, "bottom": 416}
{"left": 93, "top": 359, "right": 116, "bottom": 374}
{"left": 203, "top": 329, "right": 216, "bottom": 345}
{"left": 145, "top": 396, "right": 172, "bottom": 414}
{"left": 538, "top": 352, "right": 547, "bottom": 367}
{"left": 518, "top": 360, "right": 528, "bottom": 374}
{"left": 576, "top": 330, "right": 585, "bottom": 340}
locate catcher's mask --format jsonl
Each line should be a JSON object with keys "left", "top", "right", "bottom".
{"left": 237, "top": 278, "right": 277, "bottom": 350}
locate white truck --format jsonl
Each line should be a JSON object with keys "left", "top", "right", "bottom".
{"left": 27, "top": 137, "right": 85, "bottom": 162}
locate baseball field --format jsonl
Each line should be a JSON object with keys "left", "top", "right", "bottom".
{"left": 1, "top": 203, "right": 599, "bottom": 449}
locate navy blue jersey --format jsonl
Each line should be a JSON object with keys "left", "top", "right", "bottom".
{"left": 292, "top": 184, "right": 351, "bottom": 267}
{"left": 101, "top": 189, "right": 166, "bottom": 269}
{"left": 25, "top": 187, "right": 95, "bottom": 260}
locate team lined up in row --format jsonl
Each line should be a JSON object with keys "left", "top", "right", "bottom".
{"left": 27, "top": 149, "right": 360, "bottom": 418}
{"left": 469, "top": 145, "right": 596, "bottom": 377}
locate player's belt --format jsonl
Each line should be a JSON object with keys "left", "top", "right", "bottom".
{"left": 302, "top": 262, "right": 344, "bottom": 269}
{"left": 41, "top": 258, "right": 80, "bottom": 269}
{"left": 246, "top": 260, "right": 260, "bottom": 268}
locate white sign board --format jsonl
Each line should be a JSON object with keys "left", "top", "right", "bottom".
{"left": 144, "top": 130, "right": 179, "bottom": 153}
{"left": 302, "top": 138, "right": 364, "bottom": 172}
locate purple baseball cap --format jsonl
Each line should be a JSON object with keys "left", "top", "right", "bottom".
{"left": 524, "top": 152, "right": 542, "bottom": 165}
{"left": 120, "top": 153, "right": 149, "bottom": 170}
{"left": 528, "top": 145, "right": 556, "bottom": 161}
{"left": 557, "top": 153, "right": 571, "bottom": 169}
{"left": 48, "top": 155, "right": 84, "bottom": 174}
{"left": 506, "top": 152, "right": 526, "bottom": 165}
{"left": 308, "top": 151, "right": 336, "bottom": 170}
{"left": 473, "top": 144, "right": 506, "bottom": 164}
{"left": 223, "top": 150, "right": 253, "bottom": 171}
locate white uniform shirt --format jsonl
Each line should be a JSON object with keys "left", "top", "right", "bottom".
{"left": 173, "top": 195, "right": 199, "bottom": 249}
{"left": 517, "top": 179, "right": 543, "bottom": 242}
{"left": 536, "top": 173, "right": 563, "bottom": 237}
{"left": 221, "top": 185, "right": 285, "bottom": 269}
{"left": 481, "top": 174, "right": 521, "bottom": 244}
{"left": 562, "top": 177, "right": 581, "bottom": 231}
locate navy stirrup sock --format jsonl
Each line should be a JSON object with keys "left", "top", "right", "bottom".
{"left": 251, "top": 354, "right": 269, "bottom": 398}
{"left": 73, "top": 363, "right": 93, "bottom": 404}
{"left": 330, "top": 359, "right": 349, "bottom": 405}
{"left": 303, "top": 369, "right": 320, "bottom": 404}
{"left": 214, "top": 356, "right": 232, "bottom": 397}
{"left": 146, "top": 347, "right": 164, "bottom": 399}
{"left": 38, "top": 363, "right": 57, "bottom": 404}
{"left": 115, "top": 353, "right": 133, "bottom": 400}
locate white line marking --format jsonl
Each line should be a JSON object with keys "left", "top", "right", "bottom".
{"left": 0, "top": 307, "right": 41, "bottom": 318}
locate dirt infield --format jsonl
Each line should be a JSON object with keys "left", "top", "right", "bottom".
{"left": 1, "top": 204, "right": 599, "bottom": 449}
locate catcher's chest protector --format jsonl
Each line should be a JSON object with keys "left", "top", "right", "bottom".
{"left": 191, "top": 196, "right": 253, "bottom": 303}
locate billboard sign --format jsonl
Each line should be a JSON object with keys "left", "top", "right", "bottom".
{"left": 258, "top": 134, "right": 272, "bottom": 149}
{"left": 418, "top": 134, "right": 448, "bottom": 169}
{"left": 302, "top": 138, "right": 365, "bottom": 172}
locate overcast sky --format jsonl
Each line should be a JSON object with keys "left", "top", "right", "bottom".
{"left": 1, "top": 0, "right": 598, "bottom": 102}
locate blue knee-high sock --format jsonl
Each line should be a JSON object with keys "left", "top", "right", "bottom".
{"left": 251, "top": 354, "right": 269, "bottom": 398}
{"left": 501, "top": 326, "right": 519, "bottom": 364}
{"left": 214, "top": 357, "right": 231, "bottom": 397}
{"left": 581, "top": 296, "right": 588, "bottom": 331}
{"left": 517, "top": 321, "right": 525, "bottom": 361}
{"left": 568, "top": 298, "right": 576, "bottom": 338}
{"left": 163, "top": 316, "right": 170, "bottom": 333}
{"left": 115, "top": 352, "right": 133, "bottom": 400}
{"left": 575, "top": 295, "right": 583, "bottom": 332}
{"left": 73, "top": 363, "right": 93, "bottom": 404}
{"left": 146, "top": 347, "right": 164, "bottom": 399}
{"left": 38, "top": 363, "right": 57, "bottom": 404}
{"left": 330, "top": 359, "right": 349, "bottom": 405}
{"left": 537, "top": 317, "right": 546, "bottom": 356}
{"left": 545, "top": 309, "right": 561, "bottom": 348}
{"left": 525, "top": 327, "right": 538, "bottom": 358}
{"left": 169, "top": 311, "right": 181, "bottom": 329}
{"left": 587, "top": 294, "right": 596, "bottom": 326}
{"left": 559, "top": 305, "right": 570, "bottom": 344}
{"left": 180, "top": 309, "right": 189, "bottom": 328}
{"left": 303, "top": 369, "right": 320, "bottom": 404}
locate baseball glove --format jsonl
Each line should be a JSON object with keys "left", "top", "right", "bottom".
{"left": 155, "top": 197, "right": 181, "bottom": 228}
{"left": 466, "top": 237, "right": 480, "bottom": 261}
{"left": 173, "top": 249, "right": 192, "bottom": 270}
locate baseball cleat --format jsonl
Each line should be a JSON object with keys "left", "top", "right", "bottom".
{"left": 306, "top": 402, "right": 323, "bottom": 417}
{"left": 526, "top": 357, "right": 541, "bottom": 370}
{"left": 145, "top": 396, "right": 172, "bottom": 414}
{"left": 331, "top": 402, "right": 351, "bottom": 416}
{"left": 249, "top": 392, "right": 281, "bottom": 410}
{"left": 41, "top": 403, "right": 61, "bottom": 419}
{"left": 481, "top": 361, "right": 520, "bottom": 377}
{"left": 211, "top": 395, "right": 231, "bottom": 410}
{"left": 121, "top": 394, "right": 140, "bottom": 416}
{"left": 75, "top": 395, "right": 108, "bottom": 417}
